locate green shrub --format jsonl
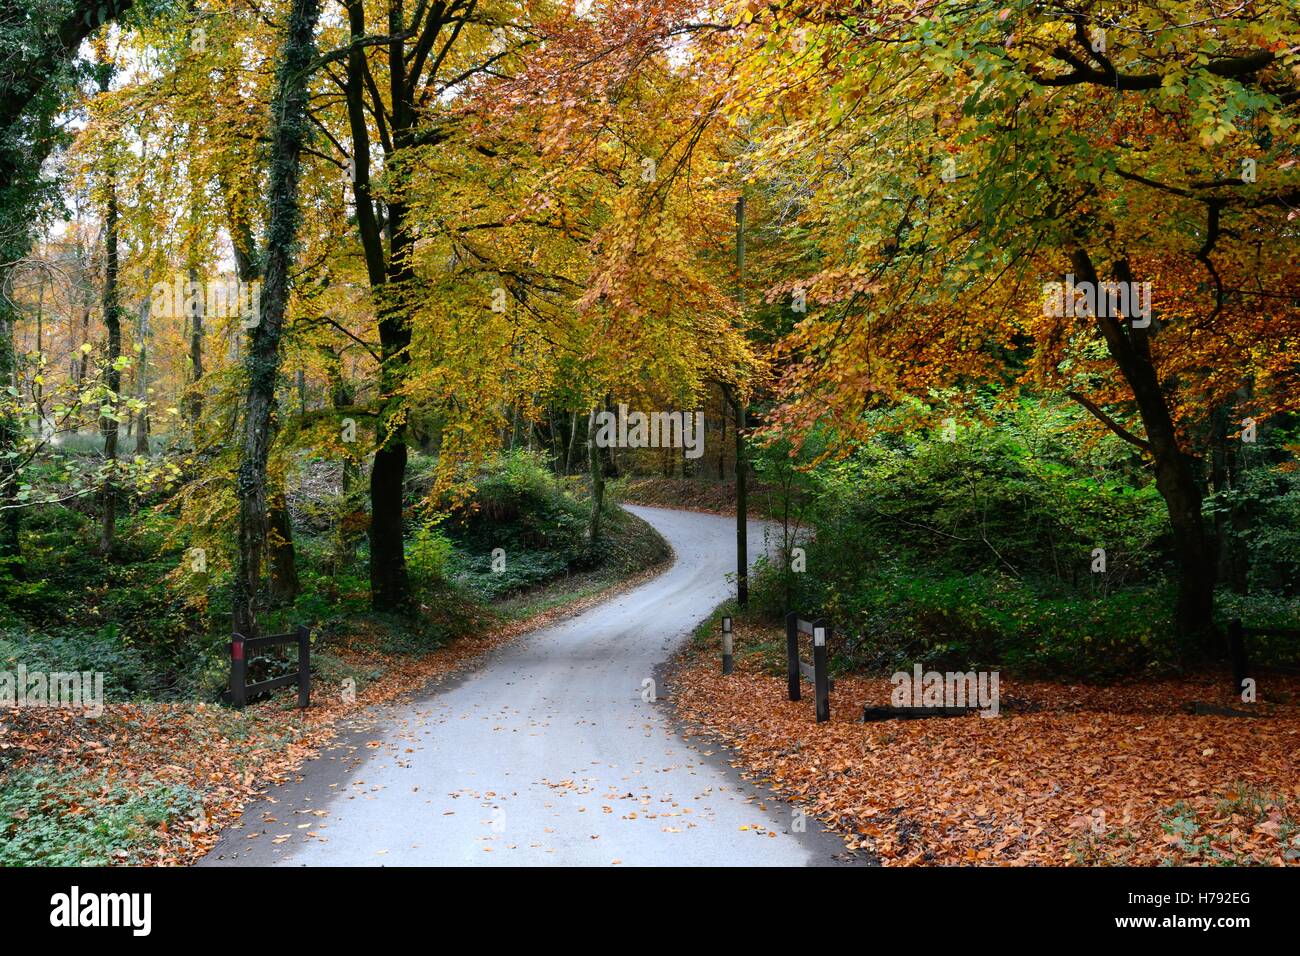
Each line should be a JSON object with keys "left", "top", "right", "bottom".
{"left": 745, "top": 401, "right": 1230, "bottom": 678}
{"left": 408, "top": 522, "right": 454, "bottom": 595}
{"left": 0, "top": 625, "right": 157, "bottom": 698}
{"left": 801, "top": 564, "right": 1179, "bottom": 679}
{"left": 808, "top": 418, "right": 1167, "bottom": 590}
{"left": 445, "top": 449, "right": 591, "bottom": 598}
{"left": 1221, "top": 466, "right": 1300, "bottom": 597}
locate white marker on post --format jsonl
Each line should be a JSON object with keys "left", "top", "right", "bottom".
{"left": 722, "top": 616, "right": 734, "bottom": 675}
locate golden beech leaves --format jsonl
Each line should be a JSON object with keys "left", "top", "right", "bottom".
{"left": 27, "top": 0, "right": 1299, "bottom": 549}
{"left": 702, "top": 0, "right": 1300, "bottom": 453}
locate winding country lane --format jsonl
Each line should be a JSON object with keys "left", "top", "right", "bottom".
{"left": 200, "top": 505, "right": 851, "bottom": 866}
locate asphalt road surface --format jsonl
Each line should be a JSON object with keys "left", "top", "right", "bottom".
{"left": 200, "top": 505, "right": 852, "bottom": 866}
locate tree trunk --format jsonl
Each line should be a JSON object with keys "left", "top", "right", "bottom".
{"left": 330, "top": 368, "right": 362, "bottom": 573}
{"left": 723, "top": 384, "right": 748, "bottom": 607}
{"left": 134, "top": 290, "right": 150, "bottom": 454}
{"left": 0, "top": 302, "right": 21, "bottom": 563}
{"left": 548, "top": 407, "right": 565, "bottom": 472}
{"left": 368, "top": 441, "right": 411, "bottom": 609}
{"left": 32, "top": 277, "right": 44, "bottom": 426}
{"left": 268, "top": 486, "right": 301, "bottom": 602}
{"left": 565, "top": 410, "right": 582, "bottom": 475}
{"left": 1072, "top": 249, "right": 1216, "bottom": 645}
{"left": 186, "top": 266, "right": 204, "bottom": 426}
{"left": 367, "top": 197, "right": 415, "bottom": 612}
{"left": 232, "top": 0, "right": 321, "bottom": 637}
{"left": 75, "top": 298, "right": 90, "bottom": 387}
{"left": 586, "top": 408, "right": 604, "bottom": 544}
{"left": 227, "top": 167, "right": 304, "bottom": 613}
{"left": 342, "top": 0, "right": 417, "bottom": 613}
{"left": 98, "top": 68, "right": 121, "bottom": 557}
{"left": 717, "top": 390, "right": 727, "bottom": 480}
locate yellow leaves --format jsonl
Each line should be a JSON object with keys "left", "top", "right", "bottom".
{"left": 1199, "top": 123, "right": 1236, "bottom": 147}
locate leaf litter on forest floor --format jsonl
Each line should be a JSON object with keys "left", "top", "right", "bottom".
{"left": 670, "top": 624, "right": 1300, "bottom": 866}
{"left": 0, "top": 567, "right": 663, "bottom": 866}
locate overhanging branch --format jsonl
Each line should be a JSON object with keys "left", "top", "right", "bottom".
{"left": 1065, "top": 391, "right": 1151, "bottom": 453}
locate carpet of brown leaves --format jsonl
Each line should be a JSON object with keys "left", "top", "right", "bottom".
{"left": 671, "top": 624, "right": 1300, "bottom": 866}
{"left": 0, "top": 567, "right": 664, "bottom": 866}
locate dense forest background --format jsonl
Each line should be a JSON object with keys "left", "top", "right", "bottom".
{"left": 0, "top": 2, "right": 1297, "bottom": 724}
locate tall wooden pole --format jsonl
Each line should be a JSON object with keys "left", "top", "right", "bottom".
{"left": 735, "top": 194, "right": 748, "bottom": 607}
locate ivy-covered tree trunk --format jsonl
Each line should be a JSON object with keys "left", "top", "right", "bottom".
{"left": 262, "top": 395, "right": 300, "bottom": 606}
{"left": 232, "top": 0, "right": 320, "bottom": 638}
{"left": 98, "top": 65, "right": 121, "bottom": 556}
{"left": 226, "top": 186, "right": 301, "bottom": 606}
{"left": 0, "top": 299, "right": 20, "bottom": 562}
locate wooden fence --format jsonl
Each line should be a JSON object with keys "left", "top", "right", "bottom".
{"left": 786, "top": 612, "right": 832, "bottom": 723}
{"left": 227, "top": 625, "right": 311, "bottom": 709}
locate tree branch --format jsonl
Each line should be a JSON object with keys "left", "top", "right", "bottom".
{"left": 1065, "top": 391, "right": 1151, "bottom": 453}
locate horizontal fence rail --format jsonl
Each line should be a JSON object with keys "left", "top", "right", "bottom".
{"left": 227, "top": 624, "right": 311, "bottom": 709}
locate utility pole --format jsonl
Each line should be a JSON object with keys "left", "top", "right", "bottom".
{"left": 734, "top": 193, "right": 748, "bottom": 607}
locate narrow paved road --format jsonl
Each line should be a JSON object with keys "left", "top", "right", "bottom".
{"left": 201, "top": 505, "right": 850, "bottom": 866}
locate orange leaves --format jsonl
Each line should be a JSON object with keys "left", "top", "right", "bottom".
{"left": 670, "top": 631, "right": 1300, "bottom": 866}
{"left": 709, "top": 2, "right": 1300, "bottom": 455}
{"left": 0, "top": 571, "right": 661, "bottom": 866}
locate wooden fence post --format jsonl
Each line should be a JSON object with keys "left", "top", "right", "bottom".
{"left": 297, "top": 624, "right": 311, "bottom": 709}
{"left": 1229, "top": 618, "right": 1248, "bottom": 698}
{"left": 230, "top": 634, "right": 247, "bottom": 709}
{"left": 721, "top": 616, "right": 734, "bottom": 675}
{"left": 813, "top": 622, "right": 830, "bottom": 723}
{"left": 785, "top": 612, "right": 800, "bottom": 701}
